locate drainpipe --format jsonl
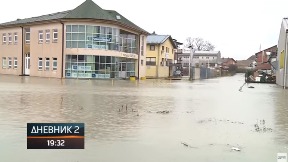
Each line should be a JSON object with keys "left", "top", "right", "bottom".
{"left": 284, "top": 31, "right": 288, "bottom": 89}
{"left": 60, "top": 21, "right": 64, "bottom": 79}
{"left": 138, "top": 34, "right": 141, "bottom": 80}
{"left": 20, "top": 26, "right": 24, "bottom": 75}
{"left": 157, "top": 44, "right": 160, "bottom": 78}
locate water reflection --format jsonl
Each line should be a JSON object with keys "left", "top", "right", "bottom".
{"left": 273, "top": 89, "right": 288, "bottom": 145}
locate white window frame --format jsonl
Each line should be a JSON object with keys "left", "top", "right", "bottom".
{"left": 39, "top": 31, "right": 43, "bottom": 43}
{"left": 46, "top": 31, "right": 50, "bottom": 43}
{"left": 38, "top": 58, "right": 43, "bottom": 70}
{"left": 14, "top": 33, "right": 18, "bottom": 44}
{"left": 3, "top": 34, "right": 6, "bottom": 44}
{"left": 53, "top": 29, "right": 58, "bottom": 42}
{"left": 2, "top": 57, "right": 6, "bottom": 68}
{"left": 8, "top": 57, "right": 12, "bottom": 68}
{"left": 25, "top": 30, "right": 30, "bottom": 44}
{"left": 45, "top": 58, "right": 50, "bottom": 71}
{"left": 8, "top": 33, "right": 12, "bottom": 43}
{"left": 14, "top": 57, "right": 17, "bottom": 69}
{"left": 53, "top": 58, "right": 57, "bottom": 70}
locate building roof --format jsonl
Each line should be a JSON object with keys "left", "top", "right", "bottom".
{"left": 0, "top": 10, "right": 70, "bottom": 26}
{"left": 221, "top": 57, "right": 236, "bottom": 64}
{"left": 146, "top": 35, "right": 177, "bottom": 48}
{"left": 193, "top": 51, "right": 221, "bottom": 56}
{"left": 0, "top": 0, "right": 149, "bottom": 34}
{"left": 255, "top": 45, "right": 277, "bottom": 56}
{"left": 64, "top": 0, "right": 114, "bottom": 20}
{"left": 236, "top": 60, "right": 253, "bottom": 67}
{"left": 247, "top": 55, "right": 256, "bottom": 61}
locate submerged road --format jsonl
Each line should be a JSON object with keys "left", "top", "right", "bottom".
{"left": 0, "top": 73, "right": 287, "bottom": 162}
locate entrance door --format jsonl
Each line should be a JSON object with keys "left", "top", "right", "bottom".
{"left": 25, "top": 54, "right": 30, "bottom": 75}
{"left": 119, "top": 62, "right": 126, "bottom": 78}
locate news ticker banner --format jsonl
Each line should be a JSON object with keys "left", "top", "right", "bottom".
{"left": 27, "top": 123, "right": 84, "bottom": 149}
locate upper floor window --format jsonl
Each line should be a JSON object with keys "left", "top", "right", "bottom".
{"left": 14, "top": 33, "right": 18, "bottom": 44}
{"left": 38, "top": 30, "right": 43, "bottom": 43}
{"left": 150, "top": 45, "right": 155, "bottom": 51}
{"left": 206, "top": 57, "right": 209, "bottom": 59}
{"left": 25, "top": 28, "right": 30, "bottom": 44}
{"left": 2, "top": 34, "right": 6, "bottom": 44}
{"left": 65, "top": 25, "right": 136, "bottom": 53}
{"left": 46, "top": 30, "right": 50, "bottom": 43}
{"left": 141, "top": 46, "right": 144, "bottom": 56}
{"left": 162, "top": 46, "right": 164, "bottom": 51}
{"left": 8, "top": 33, "right": 12, "bottom": 43}
{"left": 53, "top": 29, "right": 58, "bottom": 42}
{"left": 141, "top": 36, "right": 144, "bottom": 46}
{"left": 141, "top": 36, "right": 144, "bottom": 56}
{"left": 166, "top": 47, "right": 169, "bottom": 53}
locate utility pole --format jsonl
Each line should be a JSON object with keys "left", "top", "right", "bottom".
{"left": 188, "top": 46, "right": 194, "bottom": 81}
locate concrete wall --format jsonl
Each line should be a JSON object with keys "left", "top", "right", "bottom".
{"left": 138, "top": 34, "right": 147, "bottom": 78}
{"left": 193, "top": 67, "right": 200, "bottom": 80}
{"left": 0, "top": 27, "right": 23, "bottom": 75}
{"left": 158, "top": 66, "right": 169, "bottom": 78}
{"left": 276, "top": 20, "right": 288, "bottom": 86}
{"left": 30, "top": 23, "right": 63, "bottom": 78}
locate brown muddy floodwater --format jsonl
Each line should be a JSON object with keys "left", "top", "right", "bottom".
{"left": 0, "top": 74, "right": 288, "bottom": 162}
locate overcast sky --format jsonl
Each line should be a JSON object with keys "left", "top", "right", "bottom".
{"left": 1, "top": 0, "right": 287, "bottom": 60}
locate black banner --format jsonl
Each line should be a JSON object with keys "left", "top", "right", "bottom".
{"left": 27, "top": 123, "right": 85, "bottom": 149}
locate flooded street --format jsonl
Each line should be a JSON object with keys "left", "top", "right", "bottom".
{"left": 1, "top": 73, "right": 288, "bottom": 162}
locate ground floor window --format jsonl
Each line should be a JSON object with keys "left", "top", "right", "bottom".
{"left": 53, "top": 58, "right": 57, "bottom": 70}
{"left": 38, "top": 58, "right": 43, "bottom": 70}
{"left": 2, "top": 57, "right": 6, "bottom": 68}
{"left": 65, "top": 55, "right": 135, "bottom": 78}
{"left": 146, "top": 57, "right": 156, "bottom": 66}
{"left": 45, "top": 58, "right": 50, "bottom": 71}
{"left": 14, "top": 57, "right": 17, "bottom": 69}
{"left": 8, "top": 57, "right": 12, "bottom": 68}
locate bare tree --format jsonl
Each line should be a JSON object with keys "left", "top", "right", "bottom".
{"left": 185, "top": 37, "right": 215, "bottom": 51}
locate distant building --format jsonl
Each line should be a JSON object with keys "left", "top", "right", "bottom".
{"left": 255, "top": 45, "right": 277, "bottom": 73}
{"left": 145, "top": 34, "right": 177, "bottom": 78}
{"left": 0, "top": 0, "right": 149, "bottom": 79}
{"left": 236, "top": 60, "right": 255, "bottom": 70}
{"left": 193, "top": 51, "right": 222, "bottom": 68}
{"left": 221, "top": 58, "right": 237, "bottom": 70}
{"left": 177, "top": 50, "right": 221, "bottom": 68}
{"left": 236, "top": 55, "right": 256, "bottom": 70}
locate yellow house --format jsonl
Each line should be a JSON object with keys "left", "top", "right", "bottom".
{"left": 146, "top": 35, "right": 177, "bottom": 78}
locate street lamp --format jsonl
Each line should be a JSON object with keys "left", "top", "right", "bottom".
{"left": 188, "top": 45, "right": 194, "bottom": 80}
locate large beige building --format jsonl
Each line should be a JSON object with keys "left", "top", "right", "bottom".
{"left": 0, "top": 0, "right": 149, "bottom": 79}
